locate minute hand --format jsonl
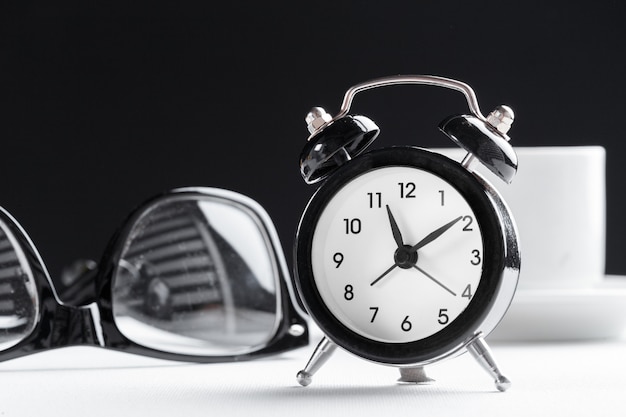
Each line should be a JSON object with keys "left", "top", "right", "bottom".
{"left": 410, "top": 216, "right": 463, "bottom": 251}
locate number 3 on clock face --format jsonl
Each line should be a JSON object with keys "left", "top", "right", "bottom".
{"left": 296, "top": 148, "right": 507, "bottom": 363}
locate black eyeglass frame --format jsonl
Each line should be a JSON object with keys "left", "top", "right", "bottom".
{"left": 0, "top": 187, "right": 309, "bottom": 363}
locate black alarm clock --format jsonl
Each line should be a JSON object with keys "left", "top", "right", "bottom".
{"left": 293, "top": 75, "right": 520, "bottom": 391}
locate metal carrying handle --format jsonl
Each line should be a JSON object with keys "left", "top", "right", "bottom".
{"left": 335, "top": 75, "right": 486, "bottom": 121}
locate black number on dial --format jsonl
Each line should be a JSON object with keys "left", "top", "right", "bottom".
{"left": 369, "top": 307, "right": 379, "bottom": 323}
{"left": 462, "top": 215, "right": 474, "bottom": 231}
{"left": 333, "top": 252, "right": 344, "bottom": 268}
{"left": 438, "top": 308, "right": 449, "bottom": 325}
{"left": 471, "top": 249, "right": 481, "bottom": 265}
{"left": 343, "top": 218, "right": 362, "bottom": 234}
{"left": 367, "top": 192, "right": 382, "bottom": 208}
{"left": 462, "top": 284, "right": 473, "bottom": 299}
{"left": 344, "top": 285, "right": 354, "bottom": 300}
{"left": 398, "top": 182, "right": 416, "bottom": 198}
{"left": 401, "top": 316, "right": 412, "bottom": 332}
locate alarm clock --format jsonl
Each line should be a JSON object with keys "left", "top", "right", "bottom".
{"left": 293, "top": 75, "right": 520, "bottom": 391}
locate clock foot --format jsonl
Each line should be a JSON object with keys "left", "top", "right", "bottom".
{"left": 296, "top": 336, "right": 337, "bottom": 386}
{"left": 397, "top": 366, "right": 435, "bottom": 384}
{"left": 467, "top": 335, "right": 511, "bottom": 392}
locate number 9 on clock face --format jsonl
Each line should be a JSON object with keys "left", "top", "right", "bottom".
{"left": 296, "top": 148, "right": 506, "bottom": 362}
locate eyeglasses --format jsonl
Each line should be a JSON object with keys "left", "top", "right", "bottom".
{"left": 0, "top": 187, "right": 308, "bottom": 362}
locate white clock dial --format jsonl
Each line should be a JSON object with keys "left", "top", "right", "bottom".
{"left": 311, "top": 166, "right": 484, "bottom": 343}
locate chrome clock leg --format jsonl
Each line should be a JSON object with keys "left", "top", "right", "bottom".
{"left": 296, "top": 336, "right": 337, "bottom": 386}
{"left": 466, "top": 335, "right": 511, "bottom": 392}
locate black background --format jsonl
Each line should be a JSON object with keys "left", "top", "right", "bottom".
{"left": 1, "top": 1, "right": 625, "bottom": 297}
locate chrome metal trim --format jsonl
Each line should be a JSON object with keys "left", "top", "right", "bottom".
{"left": 336, "top": 75, "right": 486, "bottom": 120}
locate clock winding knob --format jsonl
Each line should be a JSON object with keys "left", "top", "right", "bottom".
{"left": 305, "top": 107, "right": 332, "bottom": 135}
{"left": 486, "top": 105, "right": 515, "bottom": 135}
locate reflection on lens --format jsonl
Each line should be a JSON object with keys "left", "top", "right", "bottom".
{"left": 0, "top": 219, "right": 39, "bottom": 350}
{"left": 112, "top": 195, "right": 279, "bottom": 355}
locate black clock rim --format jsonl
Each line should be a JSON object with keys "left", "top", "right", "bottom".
{"left": 295, "top": 147, "right": 506, "bottom": 365}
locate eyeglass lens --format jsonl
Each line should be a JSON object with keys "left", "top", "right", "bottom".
{"left": 112, "top": 196, "right": 280, "bottom": 356}
{"left": 0, "top": 219, "right": 39, "bottom": 350}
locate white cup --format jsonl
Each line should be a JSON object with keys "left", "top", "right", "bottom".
{"left": 437, "top": 146, "right": 606, "bottom": 290}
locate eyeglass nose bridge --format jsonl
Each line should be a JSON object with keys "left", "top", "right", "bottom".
{"left": 46, "top": 302, "right": 105, "bottom": 349}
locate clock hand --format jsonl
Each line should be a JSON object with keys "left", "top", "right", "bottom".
{"left": 412, "top": 264, "right": 457, "bottom": 296}
{"left": 370, "top": 263, "right": 399, "bottom": 286}
{"left": 386, "top": 205, "right": 404, "bottom": 248}
{"left": 410, "top": 216, "right": 463, "bottom": 252}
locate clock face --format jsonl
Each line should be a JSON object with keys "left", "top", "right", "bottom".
{"left": 296, "top": 147, "right": 510, "bottom": 363}
{"left": 310, "top": 165, "right": 484, "bottom": 344}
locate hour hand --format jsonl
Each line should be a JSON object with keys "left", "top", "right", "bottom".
{"left": 386, "top": 205, "right": 404, "bottom": 248}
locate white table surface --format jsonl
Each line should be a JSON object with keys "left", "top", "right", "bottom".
{"left": 2, "top": 325, "right": 625, "bottom": 417}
